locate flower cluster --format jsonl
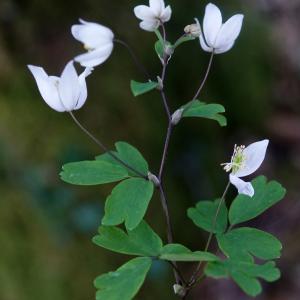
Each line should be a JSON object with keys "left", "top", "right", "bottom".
{"left": 28, "top": 1, "right": 244, "bottom": 112}
{"left": 27, "top": 3, "right": 266, "bottom": 197}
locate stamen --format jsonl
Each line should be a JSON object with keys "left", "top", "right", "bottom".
{"left": 221, "top": 144, "right": 246, "bottom": 173}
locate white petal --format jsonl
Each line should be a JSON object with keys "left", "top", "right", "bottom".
{"left": 74, "top": 67, "right": 93, "bottom": 110}
{"left": 215, "top": 14, "right": 244, "bottom": 50}
{"left": 134, "top": 5, "right": 156, "bottom": 21}
{"left": 203, "top": 3, "right": 223, "bottom": 47}
{"left": 74, "top": 43, "right": 113, "bottom": 67}
{"left": 58, "top": 61, "right": 81, "bottom": 111}
{"left": 139, "top": 20, "right": 160, "bottom": 32}
{"left": 160, "top": 5, "right": 172, "bottom": 22}
{"left": 230, "top": 174, "right": 254, "bottom": 197}
{"left": 71, "top": 19, "right": 114, "bottom": 49}
{"left": 214, "top": 41, "right": 234, "bottom": 54}
{"left": 199, "top": 34, "right": 213, "bottom": 52}
{"left": 235, "top": 139, "right": 269, "bottom": 177}
{"left": 149, "top": 0, "right": 164, "bottom": 16}
{"left": 27, "top": 65, "right": 65, "bottom": 112}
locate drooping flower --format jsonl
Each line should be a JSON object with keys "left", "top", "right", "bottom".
{"left": 134, "top": 0, "right": 172, "bottom": 32}
{"left": 222, "top": 140, "right": 269, "bottom": 197}
{"left": 28, "top": 61, "right": 92, "bottom": 112}
{"left": 198, "top": 3, "right": 244, "bottom": 54}
{"left": 71, "top": 19, "right": 114, "bottom": 68}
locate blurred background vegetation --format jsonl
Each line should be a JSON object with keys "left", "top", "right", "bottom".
{"left": 0, "top": 0, "right": 300, "bottom": 299}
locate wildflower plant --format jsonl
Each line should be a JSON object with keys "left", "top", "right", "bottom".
{"left": 28, "top": 1, "right": 286, "bottom": 299}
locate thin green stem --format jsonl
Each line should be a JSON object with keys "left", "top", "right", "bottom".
{"left": 188, "top": 181, "right": 231, "bottom": 287}
{"left": 192, "top": 52, "right": 214, "bottom": 101}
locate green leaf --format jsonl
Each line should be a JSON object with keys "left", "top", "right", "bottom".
{"left": 60, "top": 161, "right": 128, "bottom": 186}
{"left": 187, "top": 199, "right": 228, "bottom": 234}
{"left": 217, "top": 227, "right": 282, "bottom": 262}
{"left": 205, "top": 260, "right": 280, "bottom": 297}
{"left": 93, "top": 221, "right": 163, "bottom": 257}
{"left": 130, "top": 80, "right": 158, "bottom": 97}
{"left": 229, "top": 176, "right": 286, "bottom": 225}
{"left": 205, "top": 260, "right": 228, "bottom": 278}
{"left": 96, "top": 142, "right": 149, "bottom": 176}
{"left": 182, "top": 100, "right": 227, "bottom": 127}
{"left": 159, "top": 244, "right": 219, "bottom": 262}
{"left": 115, "top": 142, "right": 149, "bottom": 176}
{"left": 94, "top": 257, "right": 152, "bottom": 300}
{"left": 102, "top": 178, "right": 154, "bottom": 230}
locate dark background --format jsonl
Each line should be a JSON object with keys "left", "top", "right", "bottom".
{"left": 0, "top": 0, "right": 300, "bottom": 299}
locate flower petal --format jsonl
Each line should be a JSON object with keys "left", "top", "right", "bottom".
{"left": 199, "top": 34, "right": 213, "bottom": 52}
{"left": 58, "top": 61, "right": 81, "bottom": 111}
{"left": 134, "top": 5, "right": 156, "bottom": 21}
{"left": 235, "top": 139, "right": 269, "bottom": 177}
{"left": 139, "top": 19, "right": 160, "bottom": 32}
{"left": 160, "top": 5, "right": 172, "bottom": 22}
{"left": 71, "top": 19, "right": 114, "bottom": 49}
{"left": 230, "top": 174, "right": 254, "bottom": 197}
{"left": 74, "top": 43, "right": 114, "bottom": 67}
{"left": 214, "top": 40, "right": 234, "bottom": 54}
{"left": 74, "top": 67, "right": 93, "bottom": 110}
{"left": 203, "top": 3, "right": 222, "bottom": 47}
{"left": 149, "top": 0, "right": 164, "bottom": 16}
{"left": 215, "top": 14, "right": 244, "bottom": 50}
{"left": 27, "top": 65, "right": 65, "bottom": 112}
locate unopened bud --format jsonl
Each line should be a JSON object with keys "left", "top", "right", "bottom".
{"left": 164, "top": 44, "right": 174, "bottom": 57}
{"left": 171, "top": 108, "right": 184, "bottom": 125}
{"left": 156, "top": 76, "right": 163, "bottom": 90}
{"left": 184, "top": 24, "right": 201, "bottom": 38}
{"left": 148, "top": 172, "right": 160, "bottom": 187}
{"left": 173, "top": 284, "right": 186, "bottom": 297}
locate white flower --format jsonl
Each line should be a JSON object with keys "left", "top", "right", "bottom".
{"left": 71, "top": 19, "right": 114, "bottom": 68}
{"left": 28, "top": 61, "right": 92, "bottom": 112}
{"left": 134, "top": 0, "right": 172, "bottom": 32}
{"left": 222, "top": 140, "right": 269, "bottom": 197}
{"left": 199, "top": 3, "right": 244, "bottom": 54}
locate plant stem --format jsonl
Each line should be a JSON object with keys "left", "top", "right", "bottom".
{"left": 69, "top": 111, "right": 147, "bottom": 179}
{"left": 188, "top": 181, "right": 231, "bottom": 287}
{"left": 114, "top": 39, "right": 150, "bottom": 80}
{"left": 192, "top": 52, "right": 214, "bottom": 101}
{"left": 158, "top": 184, "right": 174, "bottom": 245}
{"left": 159, "top": 122, "right": 173, "bottom": 180}
{"left": 155, "top": 24, "right": 184, "bottom": 287}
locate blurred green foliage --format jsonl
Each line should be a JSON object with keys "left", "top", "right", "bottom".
{"left": 0, "top": 0, "right": 296, "bottom": 299}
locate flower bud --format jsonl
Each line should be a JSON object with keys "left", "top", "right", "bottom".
{"left": 156, "top": 76, "right": 163, "bottom": 91}
{"left": 184, "top": 22, "right": 201, "bottom": 38}
{"left": 171, "top": 108, "right": 184, "bottom": 125}
{"left": 148, "top": 172, "right": 160, "bottom": 187}
{"left": 164, "top": 44, "right": 174, "bottom": 57}
{"left": 173, "top": 284, "right": 186, "bottom": 297}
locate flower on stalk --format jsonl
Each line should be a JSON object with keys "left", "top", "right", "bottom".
{"left": 28, "top": 61, "right": 92, "bottom": 112}
{"left": 221, "top": 140, "right": 269, "bottom": 197}
{"left": 134, "top": 0, "right": 172, "bottom": 32}
{"left": 198, "top": 3, "right": 244, "bottom": 54}
{"left": 71, "top": 19, "right": 114, "bottom": 67}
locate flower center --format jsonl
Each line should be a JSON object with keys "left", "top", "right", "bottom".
{"left": 221, "top": 144, "right": 246, "bottom": 174}
{"left": 84, "top": 44, "right": 93, "bottom": 51}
